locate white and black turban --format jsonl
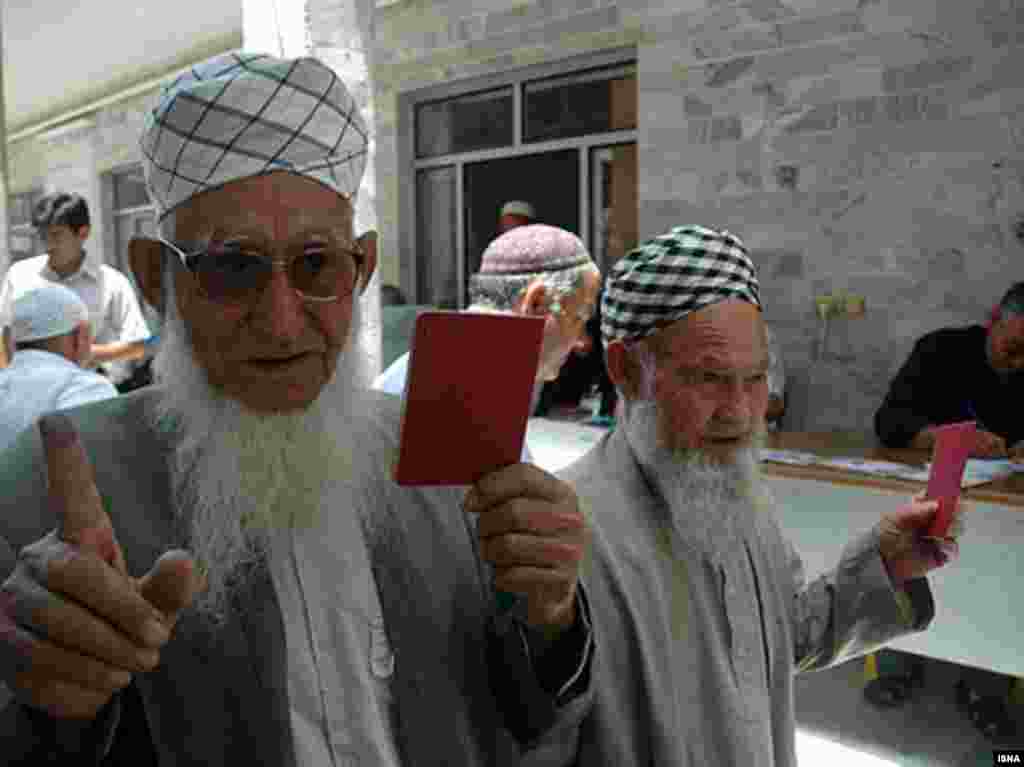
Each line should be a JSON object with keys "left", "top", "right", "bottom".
{"left": 601, "top": 224, "right": 761, "bottom": 346}
{"left": 140, "top": 52, "right": 369, "bottom": 221}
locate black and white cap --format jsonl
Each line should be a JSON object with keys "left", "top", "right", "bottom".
{"left": 601, "top": 224, "right": 761, "bottom": 346}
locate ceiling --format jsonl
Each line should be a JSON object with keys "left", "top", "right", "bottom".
{"left": 2, "top": 0, "right": 243, "bottom": 133}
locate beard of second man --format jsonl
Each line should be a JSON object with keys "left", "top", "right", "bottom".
{"left": 619, "top": 396, "right": 771, "bottom": 563}
{"left": 149, "top": 287, "right": 375, "bottom": 626}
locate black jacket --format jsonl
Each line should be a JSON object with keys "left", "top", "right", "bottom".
{"left": 875, "top": 325, "right": 1024, "bottom": 448}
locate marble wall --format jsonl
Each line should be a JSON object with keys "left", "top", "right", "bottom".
{"left": 362, "top": 0, "right": 1024, "bottom": 433}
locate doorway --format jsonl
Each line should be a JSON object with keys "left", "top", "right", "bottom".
{"left": 462, "top": 149, "right": 580, "bottom": 299}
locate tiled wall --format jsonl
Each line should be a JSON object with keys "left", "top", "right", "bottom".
{"left": 363, "top": 0, "right": 1024, "bottom": 433}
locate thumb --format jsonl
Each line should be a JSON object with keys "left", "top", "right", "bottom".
{"left": 138, "top": 550, "right": 205, "bottom": 623}
{"left": 40, "top": 413, "right": 126, "bottom": 574}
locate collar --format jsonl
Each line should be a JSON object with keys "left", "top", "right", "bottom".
{"left": 10, "top": 348, "right": 78, "bottom": 369}
{"left": 42, "top": 250, "right": 99, "bottom": 282}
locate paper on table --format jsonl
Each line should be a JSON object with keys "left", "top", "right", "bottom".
{"left": 759, "top": 449, "right": 823, "bottom": 466}
{"left": 924, "top": 458, "right": 1024, "bottom": 489}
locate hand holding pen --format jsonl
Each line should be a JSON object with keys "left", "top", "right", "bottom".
{"left": 965, "top": 403, "right": 1008, "bottom": 458}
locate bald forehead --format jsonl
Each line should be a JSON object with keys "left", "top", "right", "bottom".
{"left": 173, "top": 172, "right": 354, "bottom": 241}
{"left": 646, "top": 300, "right": 767, "bottom": 366}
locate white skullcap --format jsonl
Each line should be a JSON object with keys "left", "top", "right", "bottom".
{"left": 12, "top": 284, "right": 89, "bottom": 343}
{"left": 140, "top": 52, "right": 369, "bottom": 221}
{"left": 500, "top": 200, "right": 536, "bottom": 219}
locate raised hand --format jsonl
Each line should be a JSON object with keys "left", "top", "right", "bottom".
{"left": 465, "top": 463, "right": 589, "bottom": 637}
{"left": 0, "top": 413, "right": 202, "bottom": 719}
{"left": 878, "top": 494, "right": 966, "bottom": 588}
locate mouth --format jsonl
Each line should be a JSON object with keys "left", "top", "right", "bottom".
{"left": 245, "top": 352, "right": 315, "bottom": 370}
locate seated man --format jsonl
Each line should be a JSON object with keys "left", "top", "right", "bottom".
{"left": 564, "top": 225, "right": 959, "bottom": 765}
{"left": 374, "top": 224, "right": 602, "bottom": 447}
{"left": 0, "top": 284, "right": 118, "bottom": 453}
{"left": 875, "top": 282, "right": 1024, "bottom": 457}
{"left": 0, "top": 52, "right": 593, "bottom": 765}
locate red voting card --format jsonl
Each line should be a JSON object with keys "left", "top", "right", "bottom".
{"left": 394, "top": 311, "right": 545, "bottom": 486}
{"left": 925, "top": 420, "right": 976, "bottom": 539}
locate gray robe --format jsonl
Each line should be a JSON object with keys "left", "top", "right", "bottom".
{"left": 0, "top": 387, "right": 592, "bottom": 766}
{"left": 562, "top": 427, "right": 934, "bottom": 766}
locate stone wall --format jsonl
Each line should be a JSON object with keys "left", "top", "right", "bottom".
{"left": 361, "top": 0, "right": 1024, "bottom": 434}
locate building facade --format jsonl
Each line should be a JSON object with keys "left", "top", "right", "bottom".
{"left": 3, "top": 0, "right": 1022, "bottom": 430}
{"left": 359, "top": 0, "right": 1024, "bottom": 431}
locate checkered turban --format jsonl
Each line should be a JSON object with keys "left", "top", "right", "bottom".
{"left": 12, "top": 284, "right": 90, "bottom": 343}
{"left": 601, "top": 224, "right": 760, "bottom": 346}
{"left": 140, "top": 52, "right": 369, "bottom": 220}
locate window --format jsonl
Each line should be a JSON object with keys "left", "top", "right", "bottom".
{"left": 109, "top": 165, "right": 160, "bottom": 332}
{"left": 110, "top": 166, "right": 157, "bottom": 276}
{"left": 405, "top": 53, "right": 639, "bottom": 309}
{"left": 7, "top": 189, "right": 43, "bottom": 264}
{"left": 523, "top": 64, "right": 637, "bottom": 143}
{"left": 416, "top": 87, "right": 514, "bottom": 159}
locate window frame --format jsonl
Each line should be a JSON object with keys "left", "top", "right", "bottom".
{"left": 398, "top": 46, "right": 637, "bottom": 307}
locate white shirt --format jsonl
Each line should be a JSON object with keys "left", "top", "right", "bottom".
{"left": 267, "top": 492, "right": 402, "bottom": 767}
{"left": 0, "top": 255, "right": 150, "bottom": 382}
{"left": 373, "top": 351, "right": 534, "bottom": 463}
{"left": 0, "top": 350, "right": 118, "bottom": 453}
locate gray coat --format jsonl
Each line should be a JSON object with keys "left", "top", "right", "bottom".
{"left": 562, "top": 427, "right": 934, "bottom": 766}
{"left": 0, "top": 388, "right": 591, "bottom": 765}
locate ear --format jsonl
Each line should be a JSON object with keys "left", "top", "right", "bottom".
{"left": 517, "top": 280, "right": 548, "bottom": 317}
{"left": 355, "top": 230, "right": 378, "bottom": 294}
{"left": 606, "top": 340, "right": 631, "bottom": 395}
{"left": 129, "top": 238, "right": 165, "bottom": 314}
{"left": 76, "top": 224, "right": 91, "bottom": 243}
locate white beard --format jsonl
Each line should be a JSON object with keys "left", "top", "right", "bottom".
{"left": 620, "top": 398, "right": 769, "bottom": 563}
{"left": 149, "top": 297, "right": 375, "bottom": 625}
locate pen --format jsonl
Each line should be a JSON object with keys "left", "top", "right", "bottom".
{"left": 965, "top": 402, "right": 986, "bottom": 432}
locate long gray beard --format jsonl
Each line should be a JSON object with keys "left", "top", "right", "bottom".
{"left": 620, "top": 399, "right": 770, "bottom": 563}
{"left": 148, "top": 299, "right": 375, "bottom": 626}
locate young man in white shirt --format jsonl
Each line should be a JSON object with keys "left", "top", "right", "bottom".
{"left": 0, "top": 284, "right": 118, "bottom": 452}
{"left": 0, "top": 193, "right": 152, "bottom": 380}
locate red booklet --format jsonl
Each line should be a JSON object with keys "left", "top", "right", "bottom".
{"left": 924, "top": 420, "right": 976, "bottom": 539}
{"left": 393, "top": 311, "right": 545, "bottom": 486}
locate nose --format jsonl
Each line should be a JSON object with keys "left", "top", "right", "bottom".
{"left": 251, "top": 268, "right": 307, "bottom": 343}
{"left": 715, "top": 378, "right": 752, "bottom": 422}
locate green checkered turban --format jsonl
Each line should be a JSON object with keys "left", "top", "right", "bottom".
{"left": 140, "top": 52, "right": 369, "bottom": 220}
{"left": 601, "top": 224, "right": 761, "bottom": 346}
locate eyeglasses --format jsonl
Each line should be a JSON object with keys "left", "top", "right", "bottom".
{"left": 158, "top": 236, "right": 364, "bottom": 304}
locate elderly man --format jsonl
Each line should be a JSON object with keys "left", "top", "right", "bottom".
{"left": 0, "top": 193, "right": 152, "bottom": 379}
{"left": 0, "top": 285, "right": 119, "bottom": 452}
{"left": 564, "top": 225, "right": 958, "bottom": 765}
{"left": 0, "top": 53, "right": 593, "bottom": 765}
{"left": 875, "top": 281, "right": 1024, "bottom": 458}
{"left": 374, "top": 224, "right": 601, "bottom": 429}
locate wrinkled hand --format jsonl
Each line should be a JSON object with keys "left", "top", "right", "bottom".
{"left": 465, "top": 463, "right": 588, "bottom": 636}
{"left": 0, "top": 413, "right": 203, "bottom": 720}
{"left": 971, "top": 429, "right": 1007, "bottom": 458}
{"left": 878, "top": 494, "right": 965, "bottom": 588}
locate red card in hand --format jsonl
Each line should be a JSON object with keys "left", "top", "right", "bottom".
{"left": 394, "top": 311, "right": 545, "bottom": 486}
{"left": 925, "top": 420, "right": 976, "bottom": 538}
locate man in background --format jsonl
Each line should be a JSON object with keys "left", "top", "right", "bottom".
{"left": 374, "top": 223, "right": 602, "bottom": 435}
{"left": 875, "top": 282, "right": 1024, "bottom": 458}
{"left": 0, "top": 284, "right": 118, "bottom": 452}
{"left": 0, "top": 193, "right": 152, "bottom": 382}
{"left": 498, "top": 200, "right": 536, "bottom": 234}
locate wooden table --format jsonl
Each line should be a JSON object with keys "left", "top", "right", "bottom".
{"left": 763, "top": 432, "right": 1024, "bottom": 509}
